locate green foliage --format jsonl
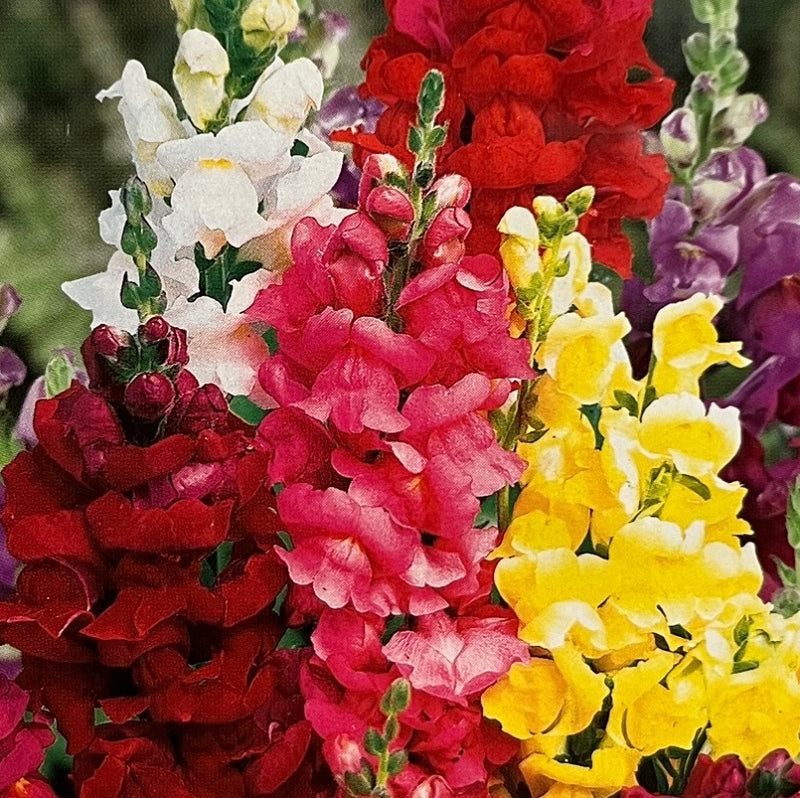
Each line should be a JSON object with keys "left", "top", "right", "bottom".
{"left": 192, "top": 243, "right": 262, "bottom": 311}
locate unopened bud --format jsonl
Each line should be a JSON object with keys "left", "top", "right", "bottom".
{"left": 140, "top": 315, "right": 171, "bottom": 344}
{"left": 173, "top": 29, "right": 230, "bottom": 130}
{"left": 565, "top": 185, "right": 595, "bottom": 217}
{"left": 124, "top": 372, "right": 176, "bottom": 421}
{"left": 498, "top": 205, "right": 541, "bottom": 291}
{"left": 121, "top": 176, "right": 152, "bottom": 223}
{"left": 428, "top": 173, "right": 471, "bottom": 210}
{"left": 712, "top": 93, "right": 768, "bottom": 148}
{"left": 421, "top": 207, "right": 471, "bottom": 267}
{"left": 660, "top": 108, "right": 700, "bottom": 169}
{"left": 364, "top": 185, "right": 415, "bottom": 241}
{"left": 702, "top": 754, "right": 748, "bottom": 798}
{"left": 240, "top": 0, "right": 300, "bottom": 52}
{"left": 90, "top": 325, "right": 130, "bottom": 359}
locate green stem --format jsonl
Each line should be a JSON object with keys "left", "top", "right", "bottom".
{"left": 498, "top": 485, "right": 512, "bottom": 534}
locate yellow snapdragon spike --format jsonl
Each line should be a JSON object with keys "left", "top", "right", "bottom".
{"left": 652, "top": 294, "right": 750, "bottom": 397}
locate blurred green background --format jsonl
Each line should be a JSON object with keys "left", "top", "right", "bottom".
{"left": 0, "top": 0, "right": 798, "bottom": 383}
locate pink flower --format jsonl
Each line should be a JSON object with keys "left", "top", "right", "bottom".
{"left": 382, "top": 612, "right": 529, "bottom": 705}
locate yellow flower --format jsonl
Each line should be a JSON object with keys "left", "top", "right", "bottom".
{"left": 513, "top": 486, "right": 591, "bottom": 551}
{"left": 606, "top": 518, "right": 763, "bottom": 631}
{"left": 539, "top": 312, "right": 631, "bottom": 406}
{"left": 520, "top": 744, "right": 640, "bottom": 797}
{"left": 605, "top": 651, "right": 707, "bottom": 755}
{"left": 659, "top": 473, "right": 750, "bottom": 544}
{"left": 482, "top": 649, "right": 609, "bottom": 740}
{"left": 173, "top": 29, "right": 230, "bottom": 130}
{"left": 491, "top": 511, "right": 573, "bottom": 558}
{"left": 639, "top": 394, "right": 741, "bottom": 477}
{"left": 651, "top": 294, "right": 749, "bottom": 396}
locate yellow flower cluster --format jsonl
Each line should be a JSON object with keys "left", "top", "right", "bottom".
{"left": 483, "top": 196, "right": 800, "bottom": 798}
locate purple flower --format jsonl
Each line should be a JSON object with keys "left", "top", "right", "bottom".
{"left": 645, "top": 198, "right": 739, "bottom": 304}
{"left": 313, "top": 86, "right": 385, "bottom": 207}
{"left": 692, "top": 147, "right": 767, "bottom": 222}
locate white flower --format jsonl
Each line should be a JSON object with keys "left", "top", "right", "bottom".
{"left": 161, "top": 157, "right": 270, "bottom": 257}
{"left": 243, "top": 58, "right": 324, "bottom": 136}
{"left": 173, "top": 29, "right": 230, "bottom": 131}
{"left": 157, "top": 120, "right": 294, "bottom": 183}
{"left": 165, "top": 270, "right": 274, "bottom": 397}
{"left": 97, "top": 61, "right": 187, "bottom": 195}
{"left": 62, "top": 251, "right": 140, "bottom": 331}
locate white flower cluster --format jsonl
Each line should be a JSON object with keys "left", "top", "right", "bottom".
{"left": 64, "top": 18, "right": 344, "bottom": 398}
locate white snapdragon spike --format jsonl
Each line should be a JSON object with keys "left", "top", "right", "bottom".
{"left": 173, "top": 29, "right": 230, "bottom": 131}
{"left": 98, "top": 61, "right": 188, "bottom": 196}
{"left": 243, "top": 57, "right": 324, "bottom": 135}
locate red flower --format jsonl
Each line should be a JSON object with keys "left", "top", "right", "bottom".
{"left": 339, "top": 0, "right": 674, "bottom": 275}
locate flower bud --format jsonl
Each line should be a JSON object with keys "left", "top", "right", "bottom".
{"left": 139, "top": 316, "right": 171, "bottom": 344}
{"left": 170, "top": 0, "right": 202, "bottom": 32}
{"left": 124, "top": 372, "right": 177, "bottom": 421}
{"left": 173, "top": 29, "right": 230, "bottom": 131}
{"left": 363, "top": 185, "right": 415, "bottom": 241}
{"left": 428, "top": 173, "right": 471, "bottom": 211}
{"left": 565, "top": 185, "right": 595, "bottom": 217}
{"left": 421, "top": 207, "right": 471, "bottom": 267}
{"left": 90, "top": 325, "right": 130, "bottom": 359}
{"left": 358, "top": 153, "right": 408, "bottom": 208}
{"left": 660, "top": 108, "right": 700, "bottom": 170}
{"left": 498, "top": 205, "right": 541, "bottom": 291}
{"left": 240, "top": 0, "right": 300, "bottom": 52}
{"left": 322, "top": 735, "right": 363, "bottom": 775}
{"left": 701, "top": 754, "right": 748, "bottom": 798}
{"left": 748, "top": 750, "right": 800, "bottom": 798}
{"left": 712, "top": 93, "right": 769, "bottom": 148}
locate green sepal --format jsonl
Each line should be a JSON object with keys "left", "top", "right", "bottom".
{"left": 45, "top": 352, "right": 76, "bottom": 398}
{"left": 673, "top": 473, "right": 711, "bottom": 501}
{"left": 363, "top": 728, "right": 386, "bottom": 756}
{"left": 386, "top": 749, "right": 408, "bottom": 777}
{"left": 408, "top": 126, "right": 424, "bottom": 155}
{"left": 613, "top": 390, "right": 639, "bottom": 418}
{"left": 193, "top": 243, "right": 262, "bottom": 311}
{"left": 343, "top": 771, "right": 373, "bottom": 796}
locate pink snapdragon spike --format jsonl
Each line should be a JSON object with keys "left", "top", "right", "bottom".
{"left": 246, "top": 155, "right": 531, "bottom": 792}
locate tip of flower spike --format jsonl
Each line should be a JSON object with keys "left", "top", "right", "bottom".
{"left": 124, "top": 372, "right": 177, "bottom": 421}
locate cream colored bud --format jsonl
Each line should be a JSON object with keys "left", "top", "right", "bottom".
{"left": 241, "top": 0, "right": 300, "bottom": 51}
{"left": 169, "top": 0, "right": 199, "bottom": 32}
{"left": 173, "top": 29, "right": 230, "bottom": 130}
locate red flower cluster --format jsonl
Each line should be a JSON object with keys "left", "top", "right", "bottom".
{"left": 0, "top": 320, "right": 312, "bottom": 797}
{"left": 247, "top": 163, "right": 532, "bottom": 794}
{"left": 339, "top": 0, "right": 674, "bottom": 275}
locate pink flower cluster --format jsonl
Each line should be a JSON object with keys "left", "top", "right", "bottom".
{"left": 248, "top": 160, "right": 532, "bottom": 795}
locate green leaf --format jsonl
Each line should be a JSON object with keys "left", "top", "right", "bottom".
{"left": 120, "top": 221, "right": 140, "bottom": 257}
{"left": 428, "top": 124, "right": 448, "bottom": 149}
{"left": 786, "top": 476, "right": 800, "bottom": 549}
{"left": 263, "top": 327, "right": 279, "bottom": 355}
{"left": 773, "top": 556, "right": 798, "bottom": 588}
{"left": 613, "top": 390, "right": 639, "bottom": 417}
{"left": 228, "top": 395, "right": 268, "bottom": 425}
{"left": 140, "top": 263, "right": 164, "bottom": 300}
{"left": 276, "top": 627, "right": 310, "bottom": 650}
{"left": 673, "top": 473, "right": 712, "bottom": 501}
{"left": 580, "top": 404, "right": 605, "bottom": 450}
{"left": 120, "top": 275, "right": 141, "bottom": 310}
{"left": 732, "top": 659, "right": 759, "bottom": 674}
{"left": 277, "top": 531, "right": 294, "bottom": 551}
{"left": 290, "top": 139, "right": 310, "bottom": 157}
{"left": 381, "top": 615, "right": 407, "bottom": 646}
{"left": 194, "top": 243, "right": 262, "bottom": 311}
{"left": 363, "top": 728, "right": 386, "bottom": 756}
{"left": 733, "top": 615, "right": 753, "bottom": 646}
{"left": 386, "top": 749, "right": 408, "bottom": 776}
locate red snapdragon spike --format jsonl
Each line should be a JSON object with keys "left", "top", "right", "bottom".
{"left": 342, "top": 0, "right": 675, "bottom": 276}
{"left": 124, "top": 372, "right": 176, "bottom": 422}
